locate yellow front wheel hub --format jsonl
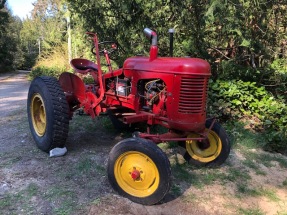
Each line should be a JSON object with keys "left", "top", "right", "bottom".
{"left": 186, "top": 130, "right": 222, "bottom": 163}
{"left": 114, "top": 151, "right": 160, "bottom": 198}
{"left": 31, "top": 93, "right": 46, "bottom": 136}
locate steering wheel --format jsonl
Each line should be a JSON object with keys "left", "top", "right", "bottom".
{"left": 91, "top": 41, "right": 118, "bottom": 55}
{"left": 91, "top": 41, "right": 126, "bottom": 61}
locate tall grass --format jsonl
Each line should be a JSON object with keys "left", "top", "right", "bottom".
{"left": 29, "top": 44, "right": 71, "bottom": 80}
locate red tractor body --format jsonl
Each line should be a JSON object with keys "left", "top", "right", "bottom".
{"left": 106, "top": 56, "right": 211, "bottom": 132}
{"left": 59, "top": 29, "right": 212, "bottom": 143}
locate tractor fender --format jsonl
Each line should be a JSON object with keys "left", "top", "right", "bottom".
{"left": 59, "top": 72, "right": 86, "bottom": 104}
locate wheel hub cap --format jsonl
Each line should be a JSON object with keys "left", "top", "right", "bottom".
{"left": 114, "top": 151, "right": 160, "bottom": 197}
{"left": 186, "top": 130, "right": 222, "bottom": 163}
{"left": 31, "top": 93, "right": 46, "bottom": 136}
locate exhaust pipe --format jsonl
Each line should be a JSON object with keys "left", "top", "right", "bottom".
{"left": 168, "top": 28, "right": 175, "bottom": 57}
{"left": 143, "top": 28, "right": 157, "bottom": 46}
{"left": 143, "top": 28, "right": 158, "bottom": 61}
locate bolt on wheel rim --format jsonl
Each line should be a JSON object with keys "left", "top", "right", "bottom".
{"left": 31, "top": 93, "right": 46, "bottom": 136}
{"left": 186, "top": 130, "right": 222, "bottom": 163}
{"left": 114, "top": 151, "right": 160, "bottom": 198}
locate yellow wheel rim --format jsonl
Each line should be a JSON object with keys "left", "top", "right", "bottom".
{"left": 31, "top": 93, "right": 46, "bottom": 136}
{"left": 114, "top": 151, "right": 160, "bottom": 198}
{"left": 186, "top": 130, "right": 222, "bottom": 163}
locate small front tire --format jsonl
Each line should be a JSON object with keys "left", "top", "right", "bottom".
{"left": 181, "top": 119, "right": 231, "bottom": 167}
{"left": 108, "top": 138, "right": 171, "bottom": 205}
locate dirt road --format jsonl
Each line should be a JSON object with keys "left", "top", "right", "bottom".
{"left": 0, "top": 72, "right": 287, "bottom": 215}
{"left": 0, "top": 71, "right": 30, "bottom": 118}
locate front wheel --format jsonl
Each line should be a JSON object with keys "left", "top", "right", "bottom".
{"left": 181, "top": 119, "right": 231, "bottom": 167}
{"left": 107, "top": 138, "right": 171, "bottom": 205}
{"left": 27, "top": 76, "right": 69, "bottom": 152}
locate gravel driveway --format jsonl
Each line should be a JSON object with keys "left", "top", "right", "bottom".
{"left": 0, "top": 71, "right": 30, "bottom": 118}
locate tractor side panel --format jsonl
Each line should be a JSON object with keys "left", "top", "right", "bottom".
{"left": 169, "top": 74, "right": 209, "bottom": 132}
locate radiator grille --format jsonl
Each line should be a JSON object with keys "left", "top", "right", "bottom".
{"left": 178, "top": 77, "right": 208, "bottom": 114}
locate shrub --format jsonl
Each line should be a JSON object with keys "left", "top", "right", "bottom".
{"left": 208, "top": 79, "right": 287, "bottom": 153}
{"left": 29, "top": 66, "right": 67, "bottom": 80}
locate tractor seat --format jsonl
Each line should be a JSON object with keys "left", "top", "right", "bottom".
{"left": 70, "top": 58, "right": 98, "bottom": 74}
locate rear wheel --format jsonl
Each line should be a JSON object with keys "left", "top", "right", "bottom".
{"left": 181, "top": 119, "right": 230, "bottom": 167}
{"left": 27, "top": 76, "right": 69, "bottom": 152}
{"left": 108, "top": 138, "right": 171, "bottom": 205}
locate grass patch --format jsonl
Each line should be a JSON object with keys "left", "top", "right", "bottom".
{"left": 182, "top": 193, "right": 199, "bottom": 203}
{"left": 258, "top": 188, "right": 280, "bottom": 202}
{"left": 0, "top": 183, "right": 40, "bottom": 213}
{"left": 238, "top": 207, "right": 265, "bottom": 215}
{"left": 243, "top": 150, "right": 287, "bottom": 168}
{"left": 75, "top": 157, "right": 105, "bottom": 175}
{"left": 195, "top": 169, "right": 228, "bottom": 187}
{"left": 91, "top": 198, "right": 101, "bottom": 206}
{"left": 236, "top": 183, "right": 261, "bottom": 196}
{"left": 272, "top": 156, "right": 287, "bottom": 168}
{"left": 224, "top": 167, "right": 251, "bottom": 182}
{"left": 76, "top": 158, "right": 94, "bottom": 173}
{"left": 172, "top": 164, "right": 233, "bottom": 189}
{"left": 0, "top": 195, "right": 13, "bottom": 209}
{"left": 60, "top": 156, "right": 106, "bottom": 183}
{"left": 69, "top": 113, "right": 128, "bottom": 138}
{"left": 170, "top": 184, "right": 181, "bottom": 197}
{"left": 225, "top": 121, "right": 266, "bottom": 149}
{"left": 242, "top": 159, "right": 258, "bottom": 170}
{"left": 172, "top": 164, "right": 193, "bottom": 184}
{"left": 0, "top": 156, "right": 22, "bottom": 168}
{"left": 283, "top": 179, "right": 287, "bottom": 187}
{"left": 242, "top": 160, "right": 266, "bottom": 175}
{"left": 45, "top": 186, "right": 78, "bottom": 215}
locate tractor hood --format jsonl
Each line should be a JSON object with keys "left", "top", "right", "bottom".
{"left": 123, "top": 57, "right": 211, "bottom": 76}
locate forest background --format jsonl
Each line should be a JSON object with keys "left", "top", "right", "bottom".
{"left": 0, "top": 0, "right": 286, "bottom": 153}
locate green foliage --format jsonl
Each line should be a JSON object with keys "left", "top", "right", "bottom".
{"left": 0, "top": 2, "right": 24, "bottom": 72}
{"left": 29, "top": 66, "right": 66, "bottom": 79}
{"left": 209, "top": 79, "right": 287, "bottom": 152}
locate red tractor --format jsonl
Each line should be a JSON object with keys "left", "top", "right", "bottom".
{"left": 27, "top": 28, "right": 230, "bottom": 205}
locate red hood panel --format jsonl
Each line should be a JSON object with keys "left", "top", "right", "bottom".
{"left": 123, "top": 57, "right": 211, "bottom": 76}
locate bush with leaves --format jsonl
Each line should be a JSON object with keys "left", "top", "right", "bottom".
{"left": 208, "top": 79, "right": 287, "bottom": 153}
{"left": 29, "top": 66, "right": 67, "bottom": 80}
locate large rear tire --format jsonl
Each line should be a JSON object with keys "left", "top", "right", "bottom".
{"left": 181, "top": 119, "right": 231, "bottom": 167}
{"left": 27, "top": 76, "right": 69, "bottom": 152}
{"left": 108, "top": 138, "right": 171, "bottom": 205}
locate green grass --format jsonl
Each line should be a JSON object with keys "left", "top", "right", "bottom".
{"left": 76, "top": 158, "right": 94, "bottom": 173}
{"left": 172, "top": 164, "right": 193, "bottom": 184}
{"left": 182, "top": 193, "right": 199, "bottom": 203}
{"left": 91, "top": 198, "right": 101, "bottom": 206}
{"left": 272, "top": 156, "right": 287, "bottom": 168}
{"left": 236, "top": 183, "right": 261, "bottom": 196}
{"left": 258, "top": 188, "right": 280, "bottom": 202}
{"left": 69, "top": 113, "right": 112, "bottom": 131}
{"left": 57, "top": 156, "right": 106, "bottom": 183}
{"left": 238, "top": 207, "right": 265, "bottom": 215}
{"left": 170, "top": 184, "right": 181, "bottom": 196}
{"left": 242, "top": 150, "right": 287, "bottom": 168}
{"left": 225, "top": 167, "right": 251, "bottom": 182}
{"left": 225, "top": 121, "right": 266, "bottom": 149}
{"left": 0, "top": 195, "right": 13, "bottom": 209}
{"left": 283, "top": 179, "right": 287, "bottom": 187}
{"left": 242, "top": 160, "right": 266, "bottom": 175}
{"left": 0, "top": 156, "right": 22, "bottom": 168}
{"left": 0, "top": 183, "right": 40, "bottom": 213}
{"left": 74, "top": 157, "right": 105, "bottom": 175}
{"left": 45, "top": 186, "right": 78, "bottom": 215}
{"left": 172, "top": 163, "right": 253, "bottom": 191}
